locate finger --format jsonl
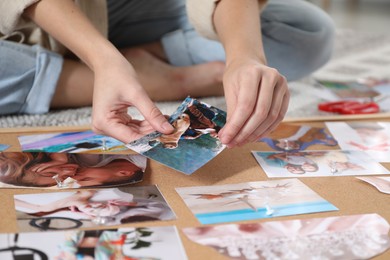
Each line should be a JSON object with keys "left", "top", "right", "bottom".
{"left": 132, "top": 91, "right": 174, "bottom": 134}
{"left": 219, "top": 73, "right": 261, "bottom": 145}
{"left": 248, "top": 80, "right": 289, "bottom": 143}
{"left": 227, "top": 71, "right": 278, "bottom": 146}
{"left": 248, "top": 87, "right": 290, "bottom": 143}
{"left": 236, "top": 75, "right": 288, "bottom": 145}
{"left": 92, "top": 113, "right": 143, "bottom": 143}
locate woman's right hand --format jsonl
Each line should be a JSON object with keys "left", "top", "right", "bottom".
{"left": 90, "top": 56, "right": 174, "bottom": 144}
{"left": 24, "top": 0, "right": 173, "bottom": 144}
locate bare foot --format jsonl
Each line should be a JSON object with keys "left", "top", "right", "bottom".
{"left": 122, "top": 48, "right": 225, "bottom": 101}
{"left": 51, "top": 46, "right": 225, "bottom": 109}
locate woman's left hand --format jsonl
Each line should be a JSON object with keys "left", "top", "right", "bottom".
{"left": 218, "top": 58, "right": 290, "bottom": 147}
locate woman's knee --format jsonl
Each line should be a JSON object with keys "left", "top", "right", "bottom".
{"left": 262, "top": 0, "right": 336, "bottom": 80}
{"left": 300, "top": 3, "right": 336, "bottom": 71}
{"left": 0, "top": 40, "right": 63, "bottom": 114}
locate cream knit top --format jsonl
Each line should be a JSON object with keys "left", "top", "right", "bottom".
{"left": 0, "top": 0, "right": 220, "bottom": 54}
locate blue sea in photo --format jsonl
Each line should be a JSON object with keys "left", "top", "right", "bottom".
{"left": 0, "top": 144, "right": 9, "bottom": 151}
{"left": 195, "top": 201, "right": 338, "bottom": 224}
{"left": 143, "top": 133, "right": 225, "bottom": 174}
{"left": 20, "top": 130, "right": 125, "bottom": 152}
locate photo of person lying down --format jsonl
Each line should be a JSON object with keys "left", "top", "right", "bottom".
{"left": 0, "top": 152, "right": 147, "bottom": 189}
{"left": 14, "top": 186, "right": 175, "bottom": 232}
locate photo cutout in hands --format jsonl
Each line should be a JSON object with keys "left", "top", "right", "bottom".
{"left": 126, "top": 97, "right": 227, "bottom": 175}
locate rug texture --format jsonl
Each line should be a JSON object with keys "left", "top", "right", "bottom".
{"left": 1, "top": 30, "right": 389, "bottom": 128}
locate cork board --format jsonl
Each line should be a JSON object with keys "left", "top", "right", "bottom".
{"left": 0, "top": 121, "right": 389, "bottom": 259}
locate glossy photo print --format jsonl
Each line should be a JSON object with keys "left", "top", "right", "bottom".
{"left": 357, "top": 176, "right": 390, "bottom": 194}
{"left": 183, "top": 213, "right": 390, "bottom": 260}
{"left": 126, "top": 97, "right": 226, "bottom": 175}
{"left": 259, "top": 124, "right": 338, "bottom": 152}
{"left": 318, "top": 79, "right": 382, "bottom": 99}
{"left": 253, "top": 150, "right": 390, "bottom": 177}
{"left": 14, "top": 186, "right": 175, "bottom": 232}
{"left": 18, "top": 130, "right": 127, "bottom": 153}
{"left": 176, "top": 179, "right": 337, "bottom": 224}
{"left": 0, "top": 226, "right": 188, "bottom": 260}
{"left": 0, "top": 144, "right": 9, "bottom": 151}
{"left": 0, "top": 152, "right": 146, "bottom": 189}
{"left": 326, "top": 121, "right": 390, "bottom": 162}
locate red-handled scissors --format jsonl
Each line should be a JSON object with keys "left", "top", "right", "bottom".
{"left": 318, "top": 100, "right": 380, "bottom": 114}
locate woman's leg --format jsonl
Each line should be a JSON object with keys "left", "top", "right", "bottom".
{"left": 147, "top": 0, "right": 334, "bottom": 82}
{"left": 106, "top": 0, "right": 225, "bottom": 100}
{"left": 52, "top": 49, "right": 224, "bottom": 108}
{"left": 261, "top": 0, "right": 335, "bottom": 81}
{"left": 0, "top": 40, "right": 62, "bottom": 115}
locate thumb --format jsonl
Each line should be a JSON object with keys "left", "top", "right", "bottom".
{"left": 134, "top": 93, "right": 174, "bottom": 134}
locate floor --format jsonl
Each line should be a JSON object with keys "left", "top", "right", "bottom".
{"left": 309, "top": 0, "right": 390, "bottom": 33}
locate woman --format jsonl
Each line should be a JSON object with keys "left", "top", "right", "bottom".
{"left": 0, "top": 0, "right": 334, "bottom": 147}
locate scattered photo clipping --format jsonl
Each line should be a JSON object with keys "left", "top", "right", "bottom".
{"left": 0, "top": 144, "right": 9, "bottom": 151}
{"left": 0, "top": 152, "right": 146, "bottom": 189}
{"left": 326, "top": 121, "right": 390, "bottom": 162}
{"left": 183, "top": 213, "right": 389, "bottom": 260}
{"left": 357, "top": 176, "right": 390, "bottom": 194}
{"left": 14, "top": 186, "right": 176, "bottom": 232}
{"left": 0, "top": 226, "right": 187, "bottom": 260}
{"left": 259, "top": 124, "right": 338, "bottom": 152}
{"left": 19, "top": 130, "right": 127, "bottom": 153}
{"left": 252, "top": 150, "right": 389, "bottom": 177}
{"left": 176, "top": 179, "right": 337, "bottom": 224}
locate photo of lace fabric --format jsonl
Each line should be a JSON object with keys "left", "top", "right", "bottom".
{"left": 183, "top": 213, "right": 390, "bottom": 260}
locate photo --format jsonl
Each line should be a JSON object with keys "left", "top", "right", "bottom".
{"left": 357, "top": 176, "right": 390, "bottom": 194}
{"left": 326, "top": 121, "right": 390, "bottom": 162}
{"left": 0, "top": 152, "right": 146, "bottom": 189}
{"left": 127, "top": 97, "right": 226, "bottom": 175}
{"left": 318, "top": 79, "right": 381, "bottom": 99}
{"left": 18, "top": 130, "right": 128, "bottom": 153}
{"left": 175, "top": 179, "right": 338, "bottom": 224}
{"left": 0, "top": 144, "right": 9, "bottom": 151}
{"left": 183, "top": 213, "right": 390, "bottom": 260}
{"left": 14, "top": 186, "right": 176, "bottom": 232}
{"left": 252, "top": 150, "right": 390, "bottom": 177}
{"left": 259, "top": 124, "right": 338, "bottom": 152}
{"left": 0, "top": 226, "right": 187, "bottom": 260}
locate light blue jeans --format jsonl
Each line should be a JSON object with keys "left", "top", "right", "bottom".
{"left": 0, "top": 0, "right": 334, "bottom": 115}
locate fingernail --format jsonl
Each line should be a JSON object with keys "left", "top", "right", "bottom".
{"left": 162, "top": 122, "right": 174, "bottom": 131}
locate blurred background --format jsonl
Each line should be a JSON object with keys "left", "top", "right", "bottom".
{"left": 309, "top": 0, "right": 390, "bottom": 33}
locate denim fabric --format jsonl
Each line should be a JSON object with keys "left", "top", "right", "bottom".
{"left": 107, "top": 0, "right": 335, "bottom": 81}
{"left": 0, "top": 40, "right": 63, "bottom": 115}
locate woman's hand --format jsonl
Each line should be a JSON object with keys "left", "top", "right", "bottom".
{"left": 218, "top": 58, "right": 289, "bottom": 147}
{"left": 24, "top": 0, "right": 174, "bottom": 144}
{"left": 213, "top": 0, "right": 290, "bottom": 148}
{"left": 91, "top": 56, "right": 174, "bottom": 143}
